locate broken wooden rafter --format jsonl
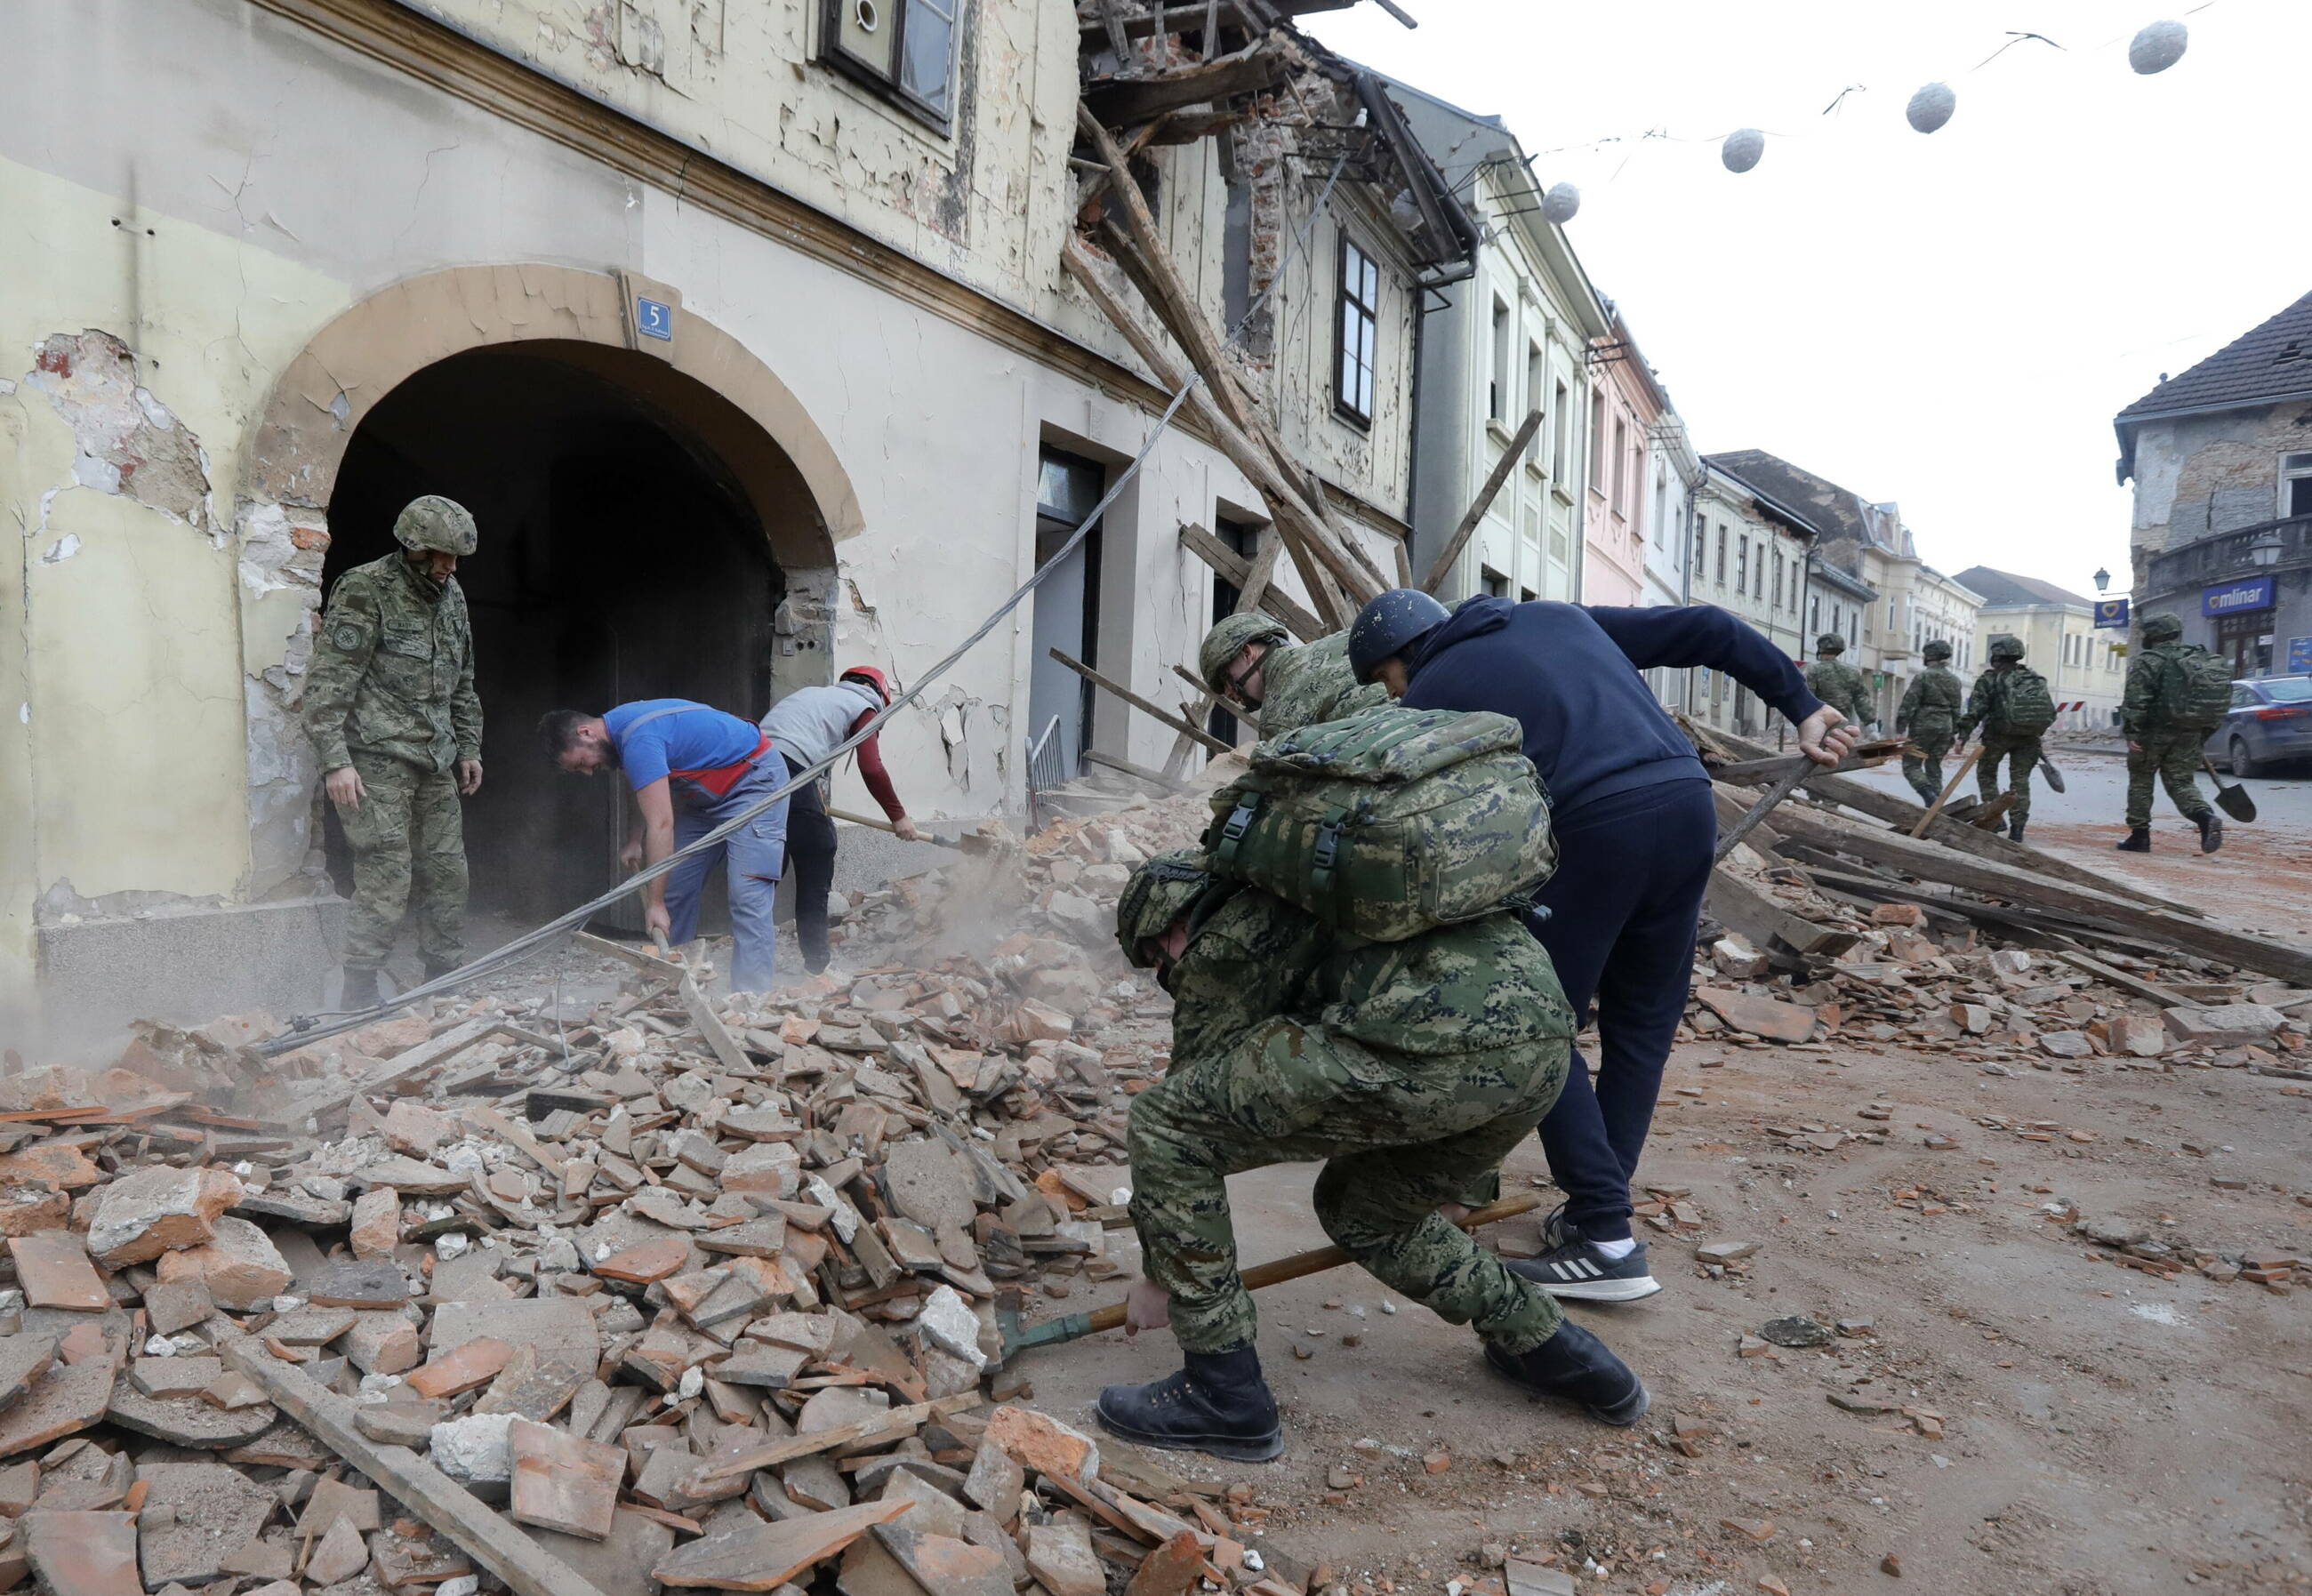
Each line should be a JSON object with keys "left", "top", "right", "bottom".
{"left": 1049, "top": 647, "right": 1233, "bottom": 753}
{"left": 1081, "top": 43, "right": 1292, "bottom": 126}
{"left": 1178, "top": 523, "right": 1321, "bottom": 639}
{"left": 1086, "top": 748, "right": 1192, "bottom": 792}
{"left": 1419, "top": 409, "right": 1541, "bottom": 594}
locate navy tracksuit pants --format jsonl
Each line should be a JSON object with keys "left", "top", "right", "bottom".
{"left": 1528, "top": 778, "right": 1716, "bottom": 1242}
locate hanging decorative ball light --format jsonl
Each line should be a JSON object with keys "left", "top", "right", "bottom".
{"left": 1539, "top": 183, "right": 1581, "bottom": 225}
{"left": 2128, "top": 20, "right": 2188, "bottom": 74}
{"left": 1905, "top": 82, "right": 1956, "bottom": 133}
{"left": 1722, "top": 128, "right": 1765, "bottom": 173}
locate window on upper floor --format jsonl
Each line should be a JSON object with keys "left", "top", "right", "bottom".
{"left": 1715, "top": 525, "right": 1728, "bottom": 585}
{"left": 1589, "top": 392, "right": 1606, "bottom": 486}
{"left": 822, "top": 0, "right": 959, "bottom": 131}
{"left": 1551, "top": 381, "right": 1571, "bottom": 483}
{"left": 2283, "top": 451, "right": 2312, "bottom": 517}
{"left": 1335, "top": 237, "right": 1379, "bottom": 427}
{"left": 1772, "top": 550, "right": 1785, "bottom": 610}
{"left": 1526, "top": 346, "right": 1545, "bottom": 461}
{"left": 1736, "top": 536, "right": 1749, "bottom": 596}
{"left": 1489, "top": 299, "right": 1512, "bottom": 424}
{"left": 1481, "top": 565, "right": 1509, "bottom": 597}
{"left": 1610, "top": 419, "right": 1629, "bottom": 517}
{"left": 1220, "top": 144, "right": 1253, "bottom": 333}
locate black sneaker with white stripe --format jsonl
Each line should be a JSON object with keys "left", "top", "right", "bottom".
{"left": 1511, "top": 1235, "right": 1662, "bottom": 1302}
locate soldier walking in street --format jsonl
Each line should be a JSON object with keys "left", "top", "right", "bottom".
{"left": 1198, "top": 614, "right": 1386, "bottom": 740}
{"left": 1895, "top": 638, "right": 1963, "bottom": 803}
{"left": 304, "top": 496, "right": 484, "bottom": 1008}
{"left": 1955, "top": 633, "right": 2056, "bottom": 843}
{"left": 1806, "top": 633, "right": 1876, "bottom": 735}
{"left": 2117, "top": 611, "right": 2228, "bottom": 854}
{"left": 1098, "top": 849, "right": 1648, "bottom": 1463}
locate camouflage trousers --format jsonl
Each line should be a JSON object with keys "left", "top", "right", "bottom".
{"left": 1900, "top": 729, "right": 1954, "bottom": 806}
{"left": 1128, "top": 1018, "right": 1570, "bottom": 1357}
{"left": 1976, "top": 734, "right": 2042, "bottom": 825}
{"left": 335, "top": 751, "right": 467, "bottom": 971}
{"left": 2126, "top": 732, "right": 2212, "bottom": 828}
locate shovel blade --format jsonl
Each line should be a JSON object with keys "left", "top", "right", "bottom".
{"left": 2216, "top": 783, "right": 2257, "bottom": 822}
{"left": 2038, "top": 758, "right": 2066, "bottom": 793}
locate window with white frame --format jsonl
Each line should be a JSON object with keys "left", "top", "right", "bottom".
{"left": 1335, "top": 237, "right": 1379, "bottom": 426}
{"left": 822, "top": 0, "right": 959, "bottom": 129}
{"left": 1489, "top": 299, "right": 1512, "bottom": 424}
{"left": 1525, "top": 346, "right": 1545, "bottom": 461}
{"left": 1551, "top": 381, "right": 1571, "bottom": 484}
{"left": 2284, "top": 452, "right": 2312, "bottom": 517}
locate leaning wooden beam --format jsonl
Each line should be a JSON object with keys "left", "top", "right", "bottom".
{"left": 221, "top": 1339, "right": 616, "bottom": 1596}
{"left": 678, "top": 975, "right": 752, "bottom": 1075}
{"left": 1060, "top": 238, "right": 1349, "bottom": 630}
{"left": 1178, "top": 523, "right": 1321, "bottom": 639}
{"left": 289, "top": 1016, "right": 495, "bottom": 1125}
{"left": 1767, "top": 804, "right": 2312, "bottom": 986}
{"left": 1049, "top": 647, "right": 1233, "bottom": 753}
{"left": 1702, "top": 729, "right": 2193, "bottom": 918}
{"left": 1419, "top": 409, "right": 1542, "bottom": 594}
{"left": 1088, "top": 747, "right": 1191, "bottom": 792}
{"left": 1234, "top": 526, "right": 1286, "bottom": 620}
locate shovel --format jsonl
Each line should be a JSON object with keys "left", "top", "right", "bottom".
{"left": 2203, "top": 756, "right": 2258, "bottom": 822}
{"left": 991, "top": 1192, "right": 1541, "bottom": 1367}
{"left": 829, "top": 806, "right": 1000, "bottom": 855}
{"left": 2036, "top": 752, "right": 2067, "bottom": 794}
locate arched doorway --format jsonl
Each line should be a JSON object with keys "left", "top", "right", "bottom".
{"left": 319, "top": 340, "right": 815, "bottom": 926}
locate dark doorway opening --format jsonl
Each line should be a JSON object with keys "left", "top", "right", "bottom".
{"left": 323, "top": 343, "right": 790, "bottom": 935}
{"left": 1028, "top": 447, "right": 1106, "bottom": 779}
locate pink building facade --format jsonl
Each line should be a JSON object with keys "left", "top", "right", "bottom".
{"left": 1579, "top": 312, "right": 1665, "bottom": 606}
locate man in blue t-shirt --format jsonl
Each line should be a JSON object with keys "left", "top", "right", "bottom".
{"left": 538, "top": 700, "right": 791, "bottom": 991}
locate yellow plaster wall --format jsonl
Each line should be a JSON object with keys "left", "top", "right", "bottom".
{"left": 0, "top": 153, "right": 353, "bottom": 1001}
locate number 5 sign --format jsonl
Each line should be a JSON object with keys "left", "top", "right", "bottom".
{"left": 617, "top": 270, "right": 682, "bottom": 357}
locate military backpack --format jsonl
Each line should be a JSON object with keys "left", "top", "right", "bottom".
{"left": 1993, "top": 668, "right": 2057, "bottom": 737}
{"left": 1203, "top": 705, "right": 1555, "bottom": 942}
{"left": 2155, "top": 644, "right": 2235, "bottom": 732}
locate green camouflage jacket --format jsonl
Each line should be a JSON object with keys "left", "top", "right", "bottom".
{"left": 303, "top": 551, "right": 481, "bottom": 774}
{"left": 1167, "top": 880, "right": 1573, "bottom": 1068}
{"left": 1955, "top": 663, "right": 2032, "bottom": 742}
{"left": 1804, "top": 658, "right": 1874, "bottom": 726}
{"left": 2120, "top": 643, "right": 2182, "bottom": 738}
{"left": 1897, "top": 665, "right": 1963, "bottom": 734}
{"left": 1256, "top": 632, "right": 1388, "bottom": 740}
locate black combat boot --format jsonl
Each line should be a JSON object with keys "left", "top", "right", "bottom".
{"left": 1095, "top": 1347, "right": 1283, "bottom": 1462}
{"left": 1483, "top": 1320, "right": 1650, "bottom": 1426}
{"left": 2196, "top": 810, "right": 2223, "bottom": 854}
{"left": 339, "top": 967, "right": 381, "bottom": 1009}
{"left": 2115, "top": 827, "right": 2151, "bottom": 853}
{"left": 2008, "top": 818, "right": 2027, "bottom": 844}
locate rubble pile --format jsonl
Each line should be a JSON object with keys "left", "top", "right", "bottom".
{"left": 0, "top": 788, "right": 1328, "bottom": 1596}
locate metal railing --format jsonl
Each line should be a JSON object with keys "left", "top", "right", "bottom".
{"left": 1024, "top": 715, "right": 1066, "bottom": 832}
{"left": 2146, "top": 513, "right": 2312, "bottom": 590}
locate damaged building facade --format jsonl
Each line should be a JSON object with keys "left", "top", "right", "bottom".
{"left": 0, "top": 0, "right": 1473, "bottom": 1031}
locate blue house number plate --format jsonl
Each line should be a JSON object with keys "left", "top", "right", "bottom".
{"left": 636, "top": 296, "right": 673, "bottom": 341}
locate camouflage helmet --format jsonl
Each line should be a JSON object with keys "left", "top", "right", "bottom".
{"left": 1816, "top": 632, "right": 1847, "bottom": 656}
{"left": 2139, "top": 611, "right": 2184, "bottom": 642}
{"left": 1199, "top": 614, "right": 1289, "bottom": 694}
{"left": 1988, "top": 633, "right": 2026, "bottom": 662}
{"left": 1922, "top": 638, "right": 1953, "bottom": 662}
{"left": 393, "top": 495, "right": 478, "bottom": 556}
{"left": 1115, "top": 850, "right": 1211, "bottom": 967}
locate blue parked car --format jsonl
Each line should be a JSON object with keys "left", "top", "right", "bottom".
{"left": 2206, "top": 676, "right": 2312, "bottom": 777}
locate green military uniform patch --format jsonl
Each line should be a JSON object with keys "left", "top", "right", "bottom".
{"left": 304, "top": 549, "right": 482, "bottom": 972}
{"left": 1128, "top": 875, "right": 1574, "bottom": 1359}
{"left": 1255, "top": 632, "right": 1388, "bottom": 739}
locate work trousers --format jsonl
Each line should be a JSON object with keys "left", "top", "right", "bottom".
{"left": 1127, "top": 1018, "right": 1569, "bottom": 1358}
{"left": 2125, "top": 731, "right": 2212, "bottom": 828}
{"left": 1528, "top": 779, "right": 1716, "bottom": 1243}
{"left": 1900, "top": 728, "right": 1954, "bottom": 805}
{"left": 335, "top": 751, "right": 467, "bottom": 972}
{"left": 665, "top": 751, "right": 791, "bottom": 993}
{"left": 780, "top": 754, "right": 840, "bottom": 973}
{"left": 1976, "top": 733, "right": 2042, "bottom": 824}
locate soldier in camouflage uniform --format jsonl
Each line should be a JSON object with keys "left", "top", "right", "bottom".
{"left": 1895, "top": 638, "right": 1963, "bottom": 804}
{"left": 1805, "top": 634, "right": 1875, "bottom": 734}
{"left": 303, "top": 497, "right": 484, "bottom": 1007}
{"left": 2117, "top": 610, "right": 2221, "bottom": 854}
{"left": 1198, "top": 614, "right": 1387, "bottom": 741}
{"left": 1095, "top": 853, "right": 1649, "bottom": 1462}
{"left": 1954, "top": 633, "right": 2042, "bottom": 842}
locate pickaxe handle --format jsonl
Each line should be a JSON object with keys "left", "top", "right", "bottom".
{"left": 1714, "top": 763, "right": 1810, "bottom": 863}
{"left": 829, "top": 807, "right": 965, "bottom": 850}
{"left": 1003, "top": 1192, "right": 1544, "bottom": 1358}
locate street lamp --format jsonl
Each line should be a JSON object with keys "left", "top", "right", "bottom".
{"left": 2249, "top": 530, "right": 2283, "bottom": 568}
{"left": 2092, "top": 566, "right": 2110, "bottom": 593}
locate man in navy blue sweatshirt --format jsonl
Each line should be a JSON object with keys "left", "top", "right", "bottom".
{"left": 1348, "top": 590, "right": 1858, "bottom": 1302}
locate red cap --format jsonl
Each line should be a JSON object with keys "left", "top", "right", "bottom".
{"left": 839, "top": 666, "right": 891, "bottom": 703}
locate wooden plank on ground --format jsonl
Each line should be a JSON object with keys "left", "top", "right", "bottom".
{"left": 220, "top": 1338, "right": 615, "bottom": 1596}
{"left": 571, "top": 930, "right": 689, "bottom": 980}
{"left": 293, "top": 1017, "right": 495, "bottom": 1124}
{"left": 1705, "top": 867, "right": 1858, "bottom": 959}
{"left": 1767, "top": 804, "right": 2312, "bottom": 985}
{"left": 1049, "top": 648, "right": 1231, "bottom": 753}
{"left": 2052, "top": 950, "right": 2197, "bottom": 1008}
{"left": 678, "top": 976, "right": 752, "bottom": 1075}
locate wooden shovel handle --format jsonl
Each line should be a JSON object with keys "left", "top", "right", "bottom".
{"left": 1080, "top": 1191, "right": 1544, "bottom": 1334}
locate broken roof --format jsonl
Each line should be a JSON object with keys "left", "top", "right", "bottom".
{"left": 1951, "top": 565, "right": 2093, "bottom": 610}
{"left": 1705, "top": 450, "right": 1877, "bottom": 549}
{"left": 2114, "top": 291, "right": 2312, "bottom": 479}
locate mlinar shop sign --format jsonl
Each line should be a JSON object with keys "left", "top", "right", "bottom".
{"left": 2203, "top": 574, "right": 2276, "bottom": 617}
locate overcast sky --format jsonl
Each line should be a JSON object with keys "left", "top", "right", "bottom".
{"left": 1305, "top": 0, "right": 2308, "bottom": 600}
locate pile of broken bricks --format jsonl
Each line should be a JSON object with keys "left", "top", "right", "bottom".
{"left": 0, "top": 790, "right": 1331, "bottom": 1596}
